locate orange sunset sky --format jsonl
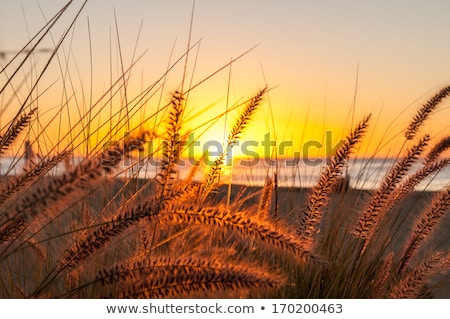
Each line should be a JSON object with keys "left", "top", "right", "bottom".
{"left": 1, "top": 0, "right": 450, "bottom": 159}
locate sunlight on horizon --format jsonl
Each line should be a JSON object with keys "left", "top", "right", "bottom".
{"left": 1, "top": 0, "right": 450, "bottom": 160}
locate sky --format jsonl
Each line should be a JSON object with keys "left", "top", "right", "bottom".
{"left": 1, "top": 0, "right": 450, "bottom": 159}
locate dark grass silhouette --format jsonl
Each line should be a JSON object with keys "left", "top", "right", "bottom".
{"left": 0, "top": 0, "right": 449, "bottom": 299}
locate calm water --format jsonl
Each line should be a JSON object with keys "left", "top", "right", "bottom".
{"left": 1, "top": 157, "right": 449, "bottom": 191}
{"left": 225, "top": 157, "right": 450, "bottom": 191}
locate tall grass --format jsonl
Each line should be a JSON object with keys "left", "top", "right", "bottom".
{"left": 0, "top": 0, "right": 449, "bottom": 299}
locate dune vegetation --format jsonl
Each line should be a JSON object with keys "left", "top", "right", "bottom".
{"left": 0, "top": 1, "right": 449, "bottom": 298}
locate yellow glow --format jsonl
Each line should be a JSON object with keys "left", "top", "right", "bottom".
{"left": 2, "top": 0, "right": 450, "bottom": 165}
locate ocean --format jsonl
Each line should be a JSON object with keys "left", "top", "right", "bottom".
{"left": 224, "top": 157, "right": 450, "bottom": 191}
{"left": 2, "top": 156, "right": 448, "bottom": 192}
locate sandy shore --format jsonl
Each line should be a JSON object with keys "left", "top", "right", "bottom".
{"left": 214, "top": 182, "right": 449, "bottom": 250}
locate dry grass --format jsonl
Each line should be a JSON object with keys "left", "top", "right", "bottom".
{"left": 0, "top": 0, "right": 449, "bottom": 299}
